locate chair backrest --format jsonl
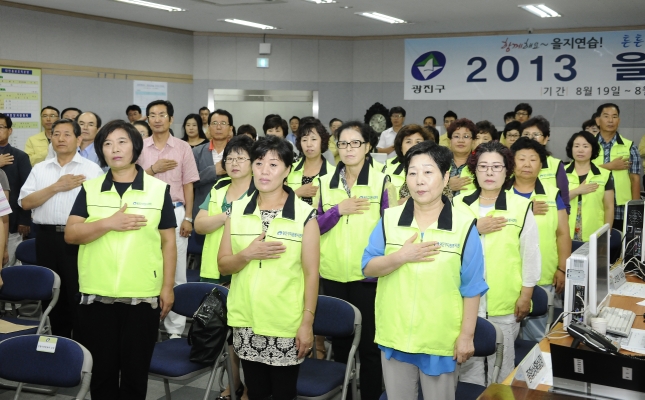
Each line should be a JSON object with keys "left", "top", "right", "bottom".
{"left": 15, "top": 239, "right": 37, "bottom": 266}
{"left": 0, "top": 265, "right": 60, "bottom": 302}
{"left": 0, "top": 335, "right": 92, "bottom": 387}
{"left": 172, "top": 282, "right": 228, "bottom": 317}
{"left": 312, "top": 295, "right": 361, "bottom": 338}
{"left": 528, "top": 285, "right": 548, "bottom": 317}
{"left": 473, "top": 317, "right": 497, "bottom": 357}
{"left": 187, "top": 232, "right": 204, "bottom": 255}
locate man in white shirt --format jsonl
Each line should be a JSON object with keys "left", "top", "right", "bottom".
{"left": 19, "top": 119, "right": 103, "bottom": 339}
{"left": 376, "top": 106, "right": 406, "bottom": 159}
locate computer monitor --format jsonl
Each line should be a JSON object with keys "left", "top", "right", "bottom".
{"left": 588, "top": 223, "right": 610, "bottom": 316}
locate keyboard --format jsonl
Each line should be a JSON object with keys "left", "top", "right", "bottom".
{"left": 597, "top": 307, "right": 636, "bottom": 337}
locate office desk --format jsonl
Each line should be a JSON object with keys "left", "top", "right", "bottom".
{"left": 502, "top": 294, "right": 645, "bottom": 390}
{"left": 479, "top": 383, "right": 587, "bottom": 399}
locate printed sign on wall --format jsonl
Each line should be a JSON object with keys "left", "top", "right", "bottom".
{"left": 404, "top": 30, "right": 645, "bottom": 100}
{"left": 0, "top": 67, "right": 42, "bottom": 150}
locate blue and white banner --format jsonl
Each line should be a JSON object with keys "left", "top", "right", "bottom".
{"left": 404, "top": 30, "right": 645, "bottom": 100}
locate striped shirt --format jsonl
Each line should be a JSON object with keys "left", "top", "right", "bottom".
{"left": 137, "top": 135, "right": 199, "bottom": 203}
{"left": 18, "top": 153, "right": 104, "bottom": 225}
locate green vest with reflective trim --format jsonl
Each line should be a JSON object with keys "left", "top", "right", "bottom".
{"left": 455, "top": 190, "right": 532, "bottom": 316}
{"left": 318, "top": 161, "right": 389, "bottom": 282}
{"left": 452, "top": 164, "right": 476, "bottom": 193}
{"left": 368, "top": 156, "right": 386, "bottom": 174}
{"left": 594, "top": 134, "right": 633, "bottom": 207}
{"left": 384, "top": 157, "right": 406, "bottom": 200}
{"left": 78, "top": 169, "right": 167, "bottom": 298}
{"left": 516, "top": 178, "right": 560, "bottom": 285}
{"left": 375, "top": 198, "right": 474, "bottom": 355}
{"left": 227, "top": 187, "right": 314, "bottom": 337}
{"left": 565, "top": 162, "right": 611, "bottom": 242}
{"left": 539, "top": 155, "right": 562, "bottom": 189}
{"left": 286, "top": 157, "right": 333, "bottom": 192}
{"left": 201, "top": 178, "right": 255, "bottom": 280}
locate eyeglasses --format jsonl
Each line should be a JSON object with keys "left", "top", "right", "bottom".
{"left": 391, "top": 114, "right": 404, "bottom": 119}
{"left": 452, "top": 135, "right": 472, "bottom": 140}
{"left": 210, "top": 121, "right": 229, "bottom": 127}
{"left": 148, "top": 113, "right": 169, "bottom": 119}
{"left": 515, "top": 111, "right": 529, "bottom": 116}
{"left": 224, "top": 156, "right": 250, "bottom": 164}
{"left": 522, "top": 132, "right": 544, "bottom": 139}
{"left": 337, "top": 140, "right": 366, "bottom": 149}
{"left": 506, "top": 133, "right": 520, "bottom": 139}
{"left": 476, "top": 164, "right": 506, "bottom": 172}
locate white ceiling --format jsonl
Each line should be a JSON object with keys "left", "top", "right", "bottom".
{"left": 6, "top": 0, "right": 645, "bottom": 37}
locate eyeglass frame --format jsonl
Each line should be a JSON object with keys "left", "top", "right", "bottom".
{"left": 224, "top": 156, "right": 250, "bottom": 164}
{"left": 210, "top": 121, "right": 230, "bottom": 127}
{"left": 522, "top": 132, "right": 544, "bottom": 139}
{"left": 336, "top": 140, "right": 367, "bottom": 149}
{"left": 476, "top": 164, "right": 506, "bottom": 172}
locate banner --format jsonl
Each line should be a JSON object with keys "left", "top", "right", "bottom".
{"left": 404, "top": 30, "right": 645, "bottom": 100}
{"left": 0, "top": 67, "right": 41, "bottom": 150}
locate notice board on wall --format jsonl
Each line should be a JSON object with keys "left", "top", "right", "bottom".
{"left": 0, "top": 66, "right": 42, "bottom": 151}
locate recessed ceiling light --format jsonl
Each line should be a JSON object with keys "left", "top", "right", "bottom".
{"left": 355, "top": 12, "right": 407, "bottom": 24}
{"left": 340, "top": 5, "right": 352, "bottom": 9}
{"left": 519, "top": 4, "right": 561, "bottom": 18}
{"left": 112, "top": 0, "right": 185, "bottom": 12}
{"left": 219, "top": 19, "right": 278, "bottom": 30}
{"left": 305, "top": 0, "right": 337, "bottom": 4}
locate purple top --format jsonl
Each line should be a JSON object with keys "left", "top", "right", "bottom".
{"left": 317, "top": 189, "right": 390, "bottom": 284}
{"left": 555, "top": 162, "right": 571, "bottom": 214}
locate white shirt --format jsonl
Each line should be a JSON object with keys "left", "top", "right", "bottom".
{"left": 477, "top": 205, "right": 541, "bottom": 318}
{"left": 18, "top": 153, "right": 104, "bottom": 225}
{"left": 212, "top": 148, "right": 224, "bottom": 166}
{"left": 376, "top": 127, "right": 397, "bottom": 159}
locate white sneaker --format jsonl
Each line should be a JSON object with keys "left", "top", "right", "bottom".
{"left": 169, "top": 334, "right": 181, "bottom": 339}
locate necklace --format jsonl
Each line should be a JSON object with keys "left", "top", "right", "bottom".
{"left": 479, "top": 195, "right": 498, "bottom": 200}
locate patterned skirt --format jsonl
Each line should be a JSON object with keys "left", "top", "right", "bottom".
{"left": 233, "top": 327, "right": 303, "bottom": 366}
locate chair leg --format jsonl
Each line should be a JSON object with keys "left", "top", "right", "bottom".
{"left": 0, "top": 381, "right": 57, "bottom": 396}
{"left": 164, "top": 378, "right": 172, "bottom": 400}
{"left": 202, "top": 367, "right": 219, "bottom": 400}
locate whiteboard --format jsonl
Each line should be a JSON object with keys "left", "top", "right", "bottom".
{"left": 0, "top": 66, "right": 42, "bottom": 151}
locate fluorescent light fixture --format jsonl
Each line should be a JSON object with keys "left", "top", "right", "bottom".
{"left": 519, "top": 4, "right": 561, "bottom": 18}
{"left": 113, "top": 0, "right": 185, "bottom": 12}
{"left": 220, "top": 19, "right": 278, "bottom": 30}
{"left": 305, "top": 0, "right": 337, "bottom": 3}
{"left": 355, "top": 12, "right": 407, "bottom": 24}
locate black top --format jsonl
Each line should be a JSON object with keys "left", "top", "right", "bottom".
{"left": 0, "top": 144, "right": 32, "bottom": 233}
{"left": 70, "top": 184, "right": 176, "bottom": 229}
{"left": 189, "top": 139, "right": 208, "bottom": 148}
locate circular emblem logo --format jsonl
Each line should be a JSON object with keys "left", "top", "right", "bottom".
{"left": 411, "top": 51, "right": 446, "bottom": 81}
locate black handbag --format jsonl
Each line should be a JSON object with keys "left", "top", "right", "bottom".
{"left": 187, "top": 287, "right": 228, "bottom": 364}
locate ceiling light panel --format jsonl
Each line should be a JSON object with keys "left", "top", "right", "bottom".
{"left": 519, "top": 4, "right": 561, "bottom": 18}
{"left": 355, "top": 12, "right": 407, "bottom": 24}
{"left": 305, "top": 0, "right": 337, "bottom": 3}
{"left": 219, "top": 18, "right": 278, "bottom": 29}
{"left": 112, "top": 0, "right": 185, "bottom": 12}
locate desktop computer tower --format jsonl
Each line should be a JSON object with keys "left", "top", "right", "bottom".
{"left": 564, "top": 242, "right": 590, "bottom": 327}
{"left": 623, "top": 200, "right": 645, "bottom": 267}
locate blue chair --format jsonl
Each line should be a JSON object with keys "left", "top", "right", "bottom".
{"left": 148, "top": 283, "right": 233, "bottom": 400}
{"left": 297, "top": 295, "right": 362, "bottom": 400}
{"left": 15, "top": 239, "right": 37, "bottom": 265}
{"left": 380, "top": 317, "right": 504, "bottom": 400}
{"left": 187, "top": 232, "right": 204, "bottom": 272}
{"left": 0, "top": 334, "right": 92, "bottom": 399}
{"left": 515, "top": 285, "right": 552, "bottom": 366}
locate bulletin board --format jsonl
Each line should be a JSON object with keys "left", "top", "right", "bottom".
{"left": 0, "top": 66, "right": 42, "bottom": 150}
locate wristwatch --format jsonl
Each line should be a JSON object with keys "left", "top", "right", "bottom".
{"left": 184, "top": 217, "right": 193, "bottom": 223}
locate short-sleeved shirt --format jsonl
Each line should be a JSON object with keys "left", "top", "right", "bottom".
{"left": 0, "top": 184, "right": 12, "bottom": 217}
{"left": 136, "top": 135, "right": 200, "bottom": 203}
{"left": 0, "top": 169, "right": 10, "bottom": 193}
{"left": 70, "top": 183, "right": 176, "bottom": 230}
{"left": 376, "top": 128, "right": 397, "bottom": 159}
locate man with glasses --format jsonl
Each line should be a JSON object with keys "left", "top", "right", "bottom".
{"left": 0, "top": 113, "right": 32, "bottom": 266}
{"left": 520, "top": 116, "right": 570, "bottom": 214}
{"left": 137, "top": 100, "right": 199, "bottom": 340}
{"left": 25, "top": 106, "right": 59, "bottom": 166}
{"left": 377, "top": 106, "right": 406, "bottom": 159}
{"left": 45, "top": 112, "right": 103, "bottom": 167}
{"left": 192, "top": 109, "right": 233, "bottom": 220}
{"left": 514, "top": 103, "right": 532, "bottom": 123}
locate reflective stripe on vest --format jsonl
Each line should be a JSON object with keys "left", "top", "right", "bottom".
{"left": 455, "top": 190, "right": 532, "bottom": 316}
{"left": 227, "top": 187, "right": 314, "bottom": 337}
{"left": 79, "top": 171, "right": 167, "bottom": 297}
{"left": 375, "top": 198, "right": 474, "bottom": 355}
{"left": 566, "top": 162, "right": 611, "bottom": 242}
{"left": 594, "top": 134, "right": 633, "bottom": 206}
{"left": 318, "top": 161, "right": 389, "bottom": 282}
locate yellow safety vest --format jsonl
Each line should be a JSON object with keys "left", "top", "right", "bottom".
{"left": 450, "top": 163, "right": 476, "bottom": 194}
{"left": 539, "top": 155, "right": 562, "bottom": 190}
{"left": 79, "top": 167, "right": 168, "bottom": 298}
{"left": 227, "top": 187, "right": 315, "bottom": 337}
{"left": 565, "top": 162, "right": 611, "bottom": 241}
{"left": 514, "top": 178, "right": 560, "bottom": 285}
{"left": 455, "top": 190, "right": 533, "bottom": 316}
{"left": 368, "top": 155, "right": 386, "bottom": 174}
{"left": 201, "top": 178, "right": 255, "bottom": 280}
{"left": 383, "top": 157, "right": 406, "bottom": 200}
{"left": 594, "top": 133, "right": 633, "bottom": 207}
{"left": 318, "top": 161, "right": 389, "bottom": 282}
{"left": 375, "top": 197, "right": 476, "bottom": 355}
{"left": 286, "top": 157, "right": 333, "bottom": 192}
